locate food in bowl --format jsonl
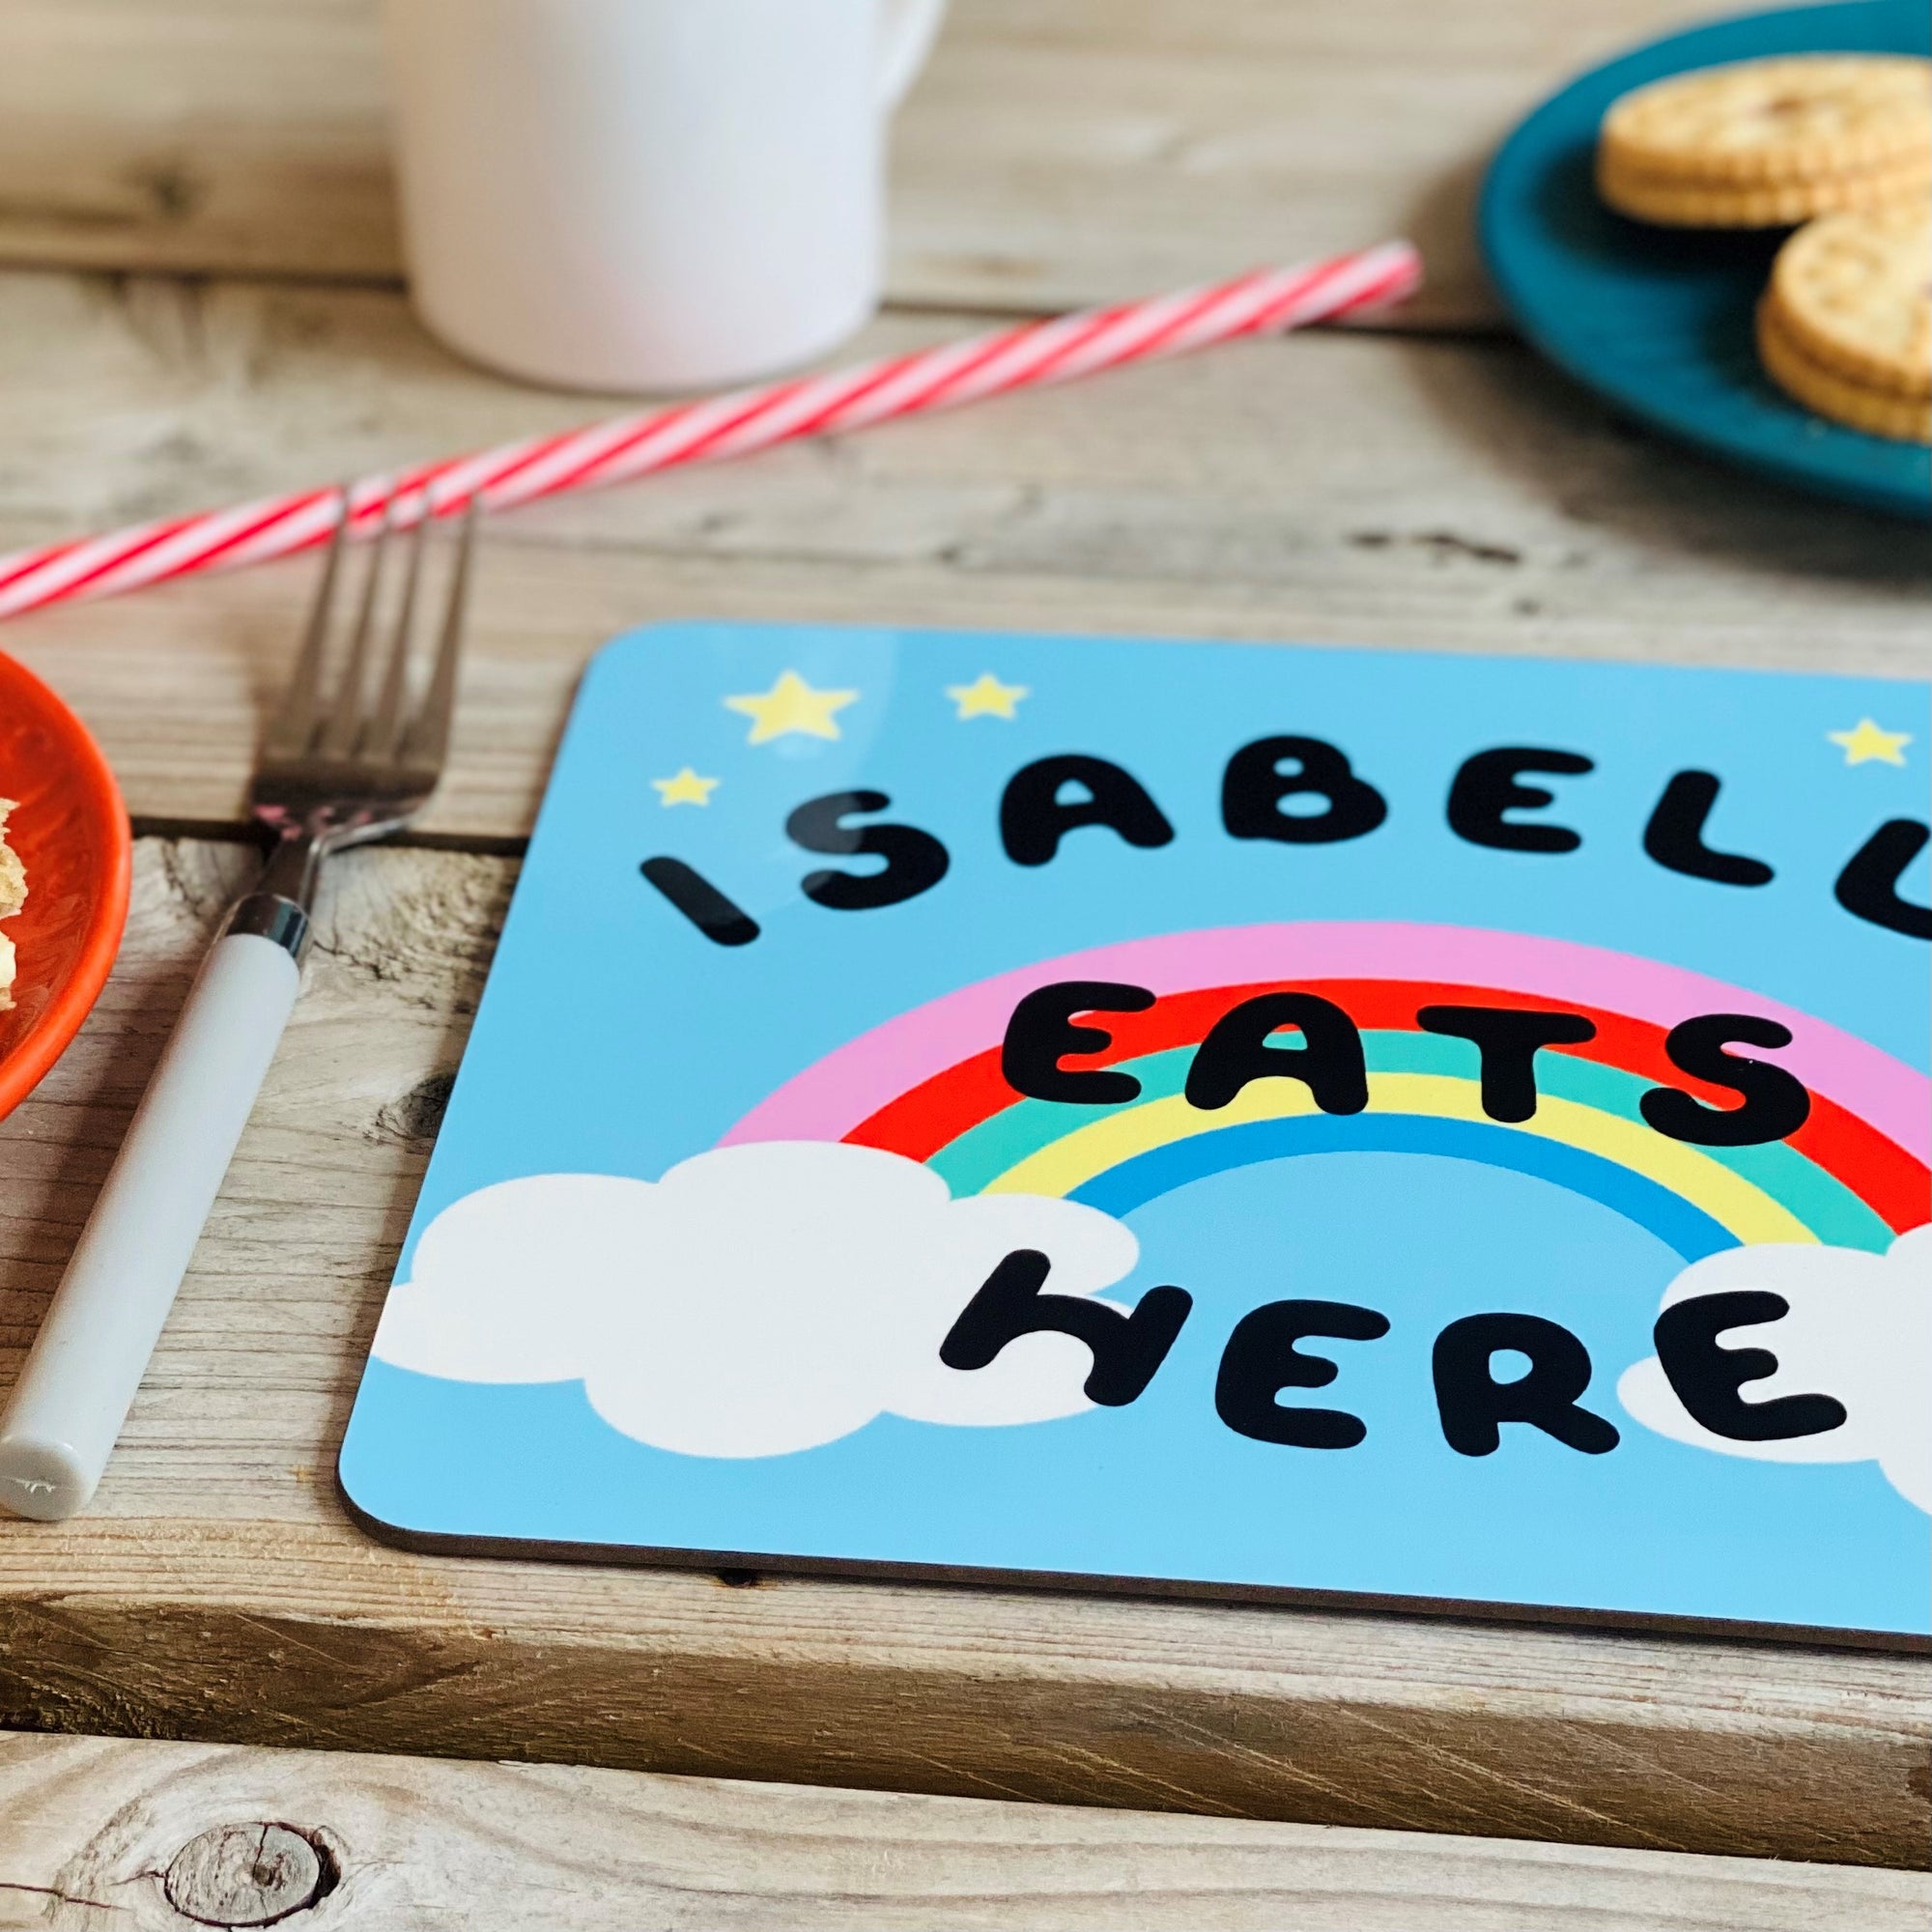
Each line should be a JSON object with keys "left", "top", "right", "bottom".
{"left": 0, "top": 800, "right": 23, "bottom": 1010}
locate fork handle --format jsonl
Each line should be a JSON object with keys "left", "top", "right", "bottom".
{"left": 0, "top": 926, "right": 301, "bottom": 1520}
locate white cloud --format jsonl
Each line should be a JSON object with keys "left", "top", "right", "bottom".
{"left": 1618, "top": 1227, "right": 1931, "bottom": 1513}
{"left": 371, "top": 1140, "right": 1140, "bottom": 1458}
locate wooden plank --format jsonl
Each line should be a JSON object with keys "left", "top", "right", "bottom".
{"left": 1, "top": 838, "right": 1926, "bottom": 1869}
{"left": 3, "top": 1732, "right": 1927, "bottom": 1932}
{"left": 0, "top": 0, "right": 390, "bottom": 286}
{"left": 1, "top": 270, "right": 1925, "bottom": 842}
{"left": 0, "top": 0, "right": 1710, "bottom": 327}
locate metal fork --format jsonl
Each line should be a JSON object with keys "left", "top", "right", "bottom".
{"left": 0, "top": 494, "right": 473, "bottom": 1522}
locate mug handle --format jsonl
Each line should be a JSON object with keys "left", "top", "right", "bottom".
{"left": 877, "top": 0, "right": 948, "bottom": 109}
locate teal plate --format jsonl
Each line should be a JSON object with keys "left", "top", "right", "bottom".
{"left": 1480, "top": 0, "right": 1930, "bottom": 521}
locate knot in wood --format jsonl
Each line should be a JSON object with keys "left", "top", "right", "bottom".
{"left": 163, "top": 1823, "right": 332, "bottom": 1926}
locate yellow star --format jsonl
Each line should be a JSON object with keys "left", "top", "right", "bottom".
{"left": 652, "top": 766, "right": 720, "bottom": 807}
{"left": 946, "top": 671, "right": 1030, "bottom": 721}
{"left": 724, "top": 669, "right": 859, "bottom": 746}
{"left": 1828, "top": 719, "right": 1913, "bottom": 767}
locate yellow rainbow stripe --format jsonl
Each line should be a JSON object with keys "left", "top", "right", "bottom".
{"left": 981, "top": 1071, "right": 1817, "bottom": 1247}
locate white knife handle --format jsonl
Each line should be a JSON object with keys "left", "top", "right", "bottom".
{"left": 0, "top": 929, "right": 300, "bottom": 1520}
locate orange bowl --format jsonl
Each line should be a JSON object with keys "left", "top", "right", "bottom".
{"left": 0, "top": 652, "right": 132, "bottom": 1121}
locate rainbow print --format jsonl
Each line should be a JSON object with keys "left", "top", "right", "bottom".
{"left": 724, "top": 923, "right": 1932, "bottom": 1263}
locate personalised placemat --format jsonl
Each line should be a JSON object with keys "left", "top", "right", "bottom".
{"left": 339, "top": 624, "right": 1931, "bottom": 1643}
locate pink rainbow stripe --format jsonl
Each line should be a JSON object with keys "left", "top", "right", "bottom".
{"left": 720, "top": 922, "right": 1931, "bottom": 1162}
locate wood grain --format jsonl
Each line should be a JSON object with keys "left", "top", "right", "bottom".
{"left": 7, "top": 0, "right": 1927, "bottom": 1885}
{"left": 0, "top": 0, "right": 1713, "bottom": 328}
{"left": 1, "top": 839, "right": 1926, "bottom": 1870}
{"left": 2, "top": 270, "right": 1925, "bottom": 842}
{"left": 4, "top": 1731, "right": 1929, "bottom": 1932}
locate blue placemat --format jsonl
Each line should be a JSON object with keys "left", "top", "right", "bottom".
{"left": 339, "top": 623, "right": 1932, "bottom": 1641}
{"left": 1481, "top": 0, "right": 1930, "bottom": 520}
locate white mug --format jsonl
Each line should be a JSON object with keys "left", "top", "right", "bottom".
{"left": 383, "top": 0, "right": 948, "bottom": 392}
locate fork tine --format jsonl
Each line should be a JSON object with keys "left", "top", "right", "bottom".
{"left": 264, "top": 489, "right": 350, "bottom": 755}
{"left": 365, "top": 497, "right": 428, "bottom": 760}
{"left": 403, "top": 497, "right": 475, "bottom": 772}
{"left": 318, "top": 492, "right": 393, "bottom": 755}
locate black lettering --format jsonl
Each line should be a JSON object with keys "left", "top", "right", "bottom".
{"left": 1834, "top": 819, "right": 1932, "bottom": 941}
{"left": 1214, "top": 1299, "right": 1390, "bottom": 1448}
{"left": 1641, "top": 771, "right": 1774, "bottom": 887}
{"left": 1433, "top": 1313, "right": 1620, "bottom": 1456}
{"left": 1002, "top": 980, "right": 1155, "bottom": 1104}
{"left": 1447, "top": 747, "right": 1595, "bottom": 854}
{"left": 940, "top": 1249, "right": 1191, "bottom": 1406}
{"left": 639, "top": 857, "right": 759, "bottom": 947}
{"left": 1184, "top": 992, "right": 1368, "bottom": 1115}
{"left": 1222, "top": 735, "right": 1388, "bottom": 844}
{"left": 1415, "top": 1006, "right": 1597, "bottom": 1123}
{"left": 1000, "top": 755, "right": 1175, "bottom": 867}
{"left": 786, "top": 790, "right": 950, "bottom": 911}
{"left": 1653, "top": 1291, "right": 1847, "bottom": 1441}
{"left": 1639, "top": 1013, "right": 1811, "bottom": 1148}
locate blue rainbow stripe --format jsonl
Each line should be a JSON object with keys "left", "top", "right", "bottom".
{"left": 1068, "top": 1113, "right": 1738, "bottom": 1262}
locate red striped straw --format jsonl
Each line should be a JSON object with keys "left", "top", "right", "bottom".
{"left": 0, "top": 242, "right": 1420, "bottom": 622}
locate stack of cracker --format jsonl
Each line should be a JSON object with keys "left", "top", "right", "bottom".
{"left": 1598, "top": 55, "right": 1931, "bottom": 226}
{"left": 1757, "top": 205, "right": 1931, "bottom": 443}
{"left": 1597, "top": 53, "right": 1931, "bottom": 443}
{"left": 0, "top": 802, "right": 23, "bottom": 1013}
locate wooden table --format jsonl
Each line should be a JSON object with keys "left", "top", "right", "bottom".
{"left": 1, "top": 1, "right": 1927, "bottom": 1925}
